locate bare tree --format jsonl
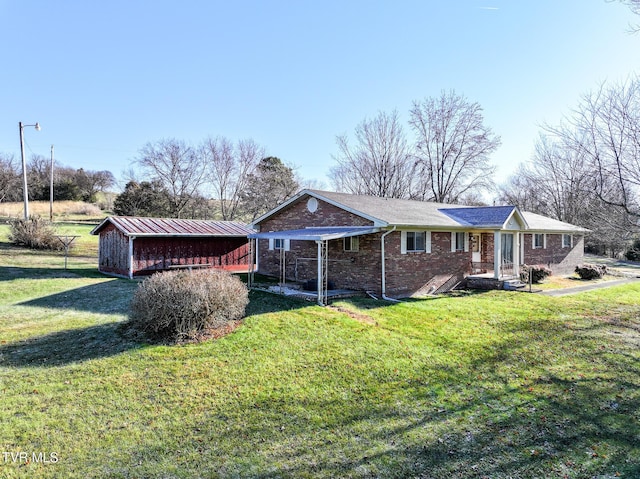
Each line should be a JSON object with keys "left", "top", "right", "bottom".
{"left": 409, "top": 90, "right": 501, "bottom": 203}
{"left": 136, "top": 139, "right": 207, "bottom": 218}
{"left": 0, "top": 153, "right": 21, "bottom": 203}
{"left": 498, "top": 130, "right": 637, "bottom": 256}
{"left": 615, "top": 0, "right": 640, "bottom": 31}
{"left": 201, "top": 137, "right": 263, "bottom": 220}
{"left": 545, "top": 77, "right": 640, "bottom": 219}
{"left": 329, "top": 110, "right": 414, "bottom": 198}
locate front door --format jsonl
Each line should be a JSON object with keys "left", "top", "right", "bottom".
{"left": 471, "top": 234, "right": 481, "bottom": 264}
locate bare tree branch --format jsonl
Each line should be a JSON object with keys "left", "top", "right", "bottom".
{"left": 409, "top": 90, "right": 501, "bottom": 203}
{"left": 329, "top": 110, "right": 414, "bottom": 198}
{"left": 136, "top": 139, "right": 207, "bottom": 218}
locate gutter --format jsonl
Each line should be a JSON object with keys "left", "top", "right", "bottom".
{"left": 380, "top": 226, "right": 400, "bottom": 302}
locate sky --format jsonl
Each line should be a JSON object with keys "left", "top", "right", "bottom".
{"left": 1, "top": 1, "right": 638, "bottom": 193}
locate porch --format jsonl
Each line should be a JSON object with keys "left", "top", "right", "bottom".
{"left": 466, "top": 260, "right": 523, "bottom": 290}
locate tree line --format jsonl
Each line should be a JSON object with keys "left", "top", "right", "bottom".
{"left": 329, "top": 90, "right": 500, "bottom": 204}
{"left": 115, "top": 138, "right": 299, "bottom": 221}
{"left": 498, "top": 77, "right": 640, "bottom": 256}
{"left": 0, "top": 153, "right": 115, "bottom": 204}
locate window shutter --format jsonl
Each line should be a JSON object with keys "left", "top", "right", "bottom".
{"left": 426, "top": 231, "right": 432, "bottom": 253}
{"left": 532, "top": 234, "right": 536, "bottom": 249}
{"left": 451, "top": 232, "right": 456, "bottom": 252}
{"left": 400, "top": 231, "right": 407, "bottom": 254}
{"left": 543, "top": 234, "right": 547, "bottom": 249}
{"left": 464, "top": 233, "right": 469, "bottom": 252}
{"left": 284, "top": 239, "right": 291, "bottom": 251}
{"left": 268, "top": 238, "right": 274, "bottom": 250}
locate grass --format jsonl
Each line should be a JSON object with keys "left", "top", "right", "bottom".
{"left": 1, "top": 241, "right": 639, "bottom": 478}
{"left": 0, "top": 200, "right": 106, "bottom": 222}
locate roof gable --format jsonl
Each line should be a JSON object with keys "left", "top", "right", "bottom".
{"left": 91, "top": 216, "right": 254, "bottom": 237}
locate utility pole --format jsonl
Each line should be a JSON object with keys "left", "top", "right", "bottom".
{"left": 50, "top": 145, "right": 54, "bottom": 221}
{"left": 18, "top": 121, "right": 41, "bottom": 220}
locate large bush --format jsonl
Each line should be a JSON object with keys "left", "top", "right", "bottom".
{"left": 575, "top": 264, "right": 607, "bottom": 280}
{"left": 129, "top": 269, "right": 249, "bottom": 343}
{"left": 8, "top": 216, "right": 64, "bottom": 250}
{"left": 625, "top": 238, "right": 640, "bottom": 262}
{"left": 520, "top": 264, "right": 552, "bottom": 284}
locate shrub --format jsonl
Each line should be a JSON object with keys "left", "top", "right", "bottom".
{"left": 625, "top": 238, "right": 640, "bottom": 262}
{"left": 8, "top": 216, "right": 64, "bottom": 250}
{"left": 129, "top": 269, "right": 249, "bottom": 343}
{"left": 520, "top": 264, "right": 552, "bottom": 284}
{"left": 575, "top": 263, "right": 607, "bottom": 280}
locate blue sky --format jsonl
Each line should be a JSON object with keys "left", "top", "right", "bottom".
{"left": 1, "top": 1, "right": 638, "bottom": 192}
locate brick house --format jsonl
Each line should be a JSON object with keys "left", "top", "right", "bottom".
{"left": 249, "top": 190, "right": 588, "bottom": 303}
{"left": 91, "top": 216, "right": 254, "bottom": 279}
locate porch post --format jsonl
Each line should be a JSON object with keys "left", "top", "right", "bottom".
{"left": 493, "top": 231, "right": 501, "bottom": 279}
{"left": 513, "top": 233, "right": 520, "bottom": 278}
{"left": 316, "top": 240, "right": 327, "bottom": 306}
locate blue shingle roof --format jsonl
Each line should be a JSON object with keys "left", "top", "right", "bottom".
{"left": 438, "top": 206, "right": 517, "bottom": 227}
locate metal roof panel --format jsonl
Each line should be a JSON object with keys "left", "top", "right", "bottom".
{"left": 91, "top": 216, "right": 254, "bottom": 237}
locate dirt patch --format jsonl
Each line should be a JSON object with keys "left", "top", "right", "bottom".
{"left": 329, "top": 305, "right": 378, "bottom": 326}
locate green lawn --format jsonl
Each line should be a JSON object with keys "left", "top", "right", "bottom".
{"left": 1, "top": 239, "right": 639, "bottom": 478}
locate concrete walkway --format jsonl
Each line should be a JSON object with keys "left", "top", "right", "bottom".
{"left": 539, "top": 277, "right": 640, "bottom": 297}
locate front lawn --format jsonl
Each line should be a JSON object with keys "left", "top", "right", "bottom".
{"left": 0, "top": 246, "right": 639, "bottom": 478}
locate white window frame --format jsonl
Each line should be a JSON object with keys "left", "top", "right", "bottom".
{"left": 268, "top": 238, "right": 290, "bottom": 251}
{"left": 401, "top": 231, "right": 431, "bottom": 254}
{"left": 343, "top": 236, "right": 359, "bottom": 252}
{"left": 533, "top": 233, "right": 546, "bottom": 249}
{"left": 451, "top": 231, "right": 469, "bottom": 253}
{"left": 562, "top": 234, "right": 573, "bottom": 248}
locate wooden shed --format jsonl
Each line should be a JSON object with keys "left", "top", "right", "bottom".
{"left": 90, "top": 216, "right": 254, "bottom": 279}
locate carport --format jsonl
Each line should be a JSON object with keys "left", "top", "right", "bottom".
{"left": 248, "top": 226, "right": 380, "bottom": 305}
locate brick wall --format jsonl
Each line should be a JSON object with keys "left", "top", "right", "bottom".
{"left": 256, "top": 195, "right": 473, "bottom": 297}
{"left": 522, "top": 233, "right": 584, "bottom": 275}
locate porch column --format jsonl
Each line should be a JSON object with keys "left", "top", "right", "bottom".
{"left": 316, "top": 240, "right": 327, "bottom": 306}
{"left": 493, "top": 231, "right": 501, "bottom": 279}
{"left": 513, "top": 233, "right": 520, "bottom": 278}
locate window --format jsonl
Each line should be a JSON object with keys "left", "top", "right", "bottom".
{"left": 533, "top": 233, "right": 545, "bottom": 249}
{"left": 406, "top": 231, "right": 426, "bottom": 252}
{"left": 343, "top": 236, "right": 359, "bottom": 252}
{"left": 269, "top": 238, "right": 290, "bottom": 251}
{"left": 562, "top": 234, "right": 573, "bottom": 248}
{"left": 454, "top": 232, "right": 466, "bottom": 252}
{"left": 401, "top": 231, "right": 431, "bottom": 253}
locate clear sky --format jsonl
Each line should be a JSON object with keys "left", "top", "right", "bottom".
{"left": 1, "top": 1, "right": 638, "bottom": 192}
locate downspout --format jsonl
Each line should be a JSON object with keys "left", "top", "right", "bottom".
{"left": 128, "top": 236, "right": 135, "bottom": 279}
{"left": 381, "top": 226, "right": 400, "bottom": 302}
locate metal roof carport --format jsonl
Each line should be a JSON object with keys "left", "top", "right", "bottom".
{"left": 248, "top": 226, "right": 381, "bottom": 305}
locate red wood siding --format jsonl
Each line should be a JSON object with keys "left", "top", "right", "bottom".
{"left": 96, "top": 225, "right": 250, "bottom": 278}
{"left": 97, "top": 223, "right": 130, "bottom": 276}
{"left": 132, "top": 237, "right": 249, "bottom": 276}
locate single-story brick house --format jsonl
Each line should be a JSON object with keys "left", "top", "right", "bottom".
{"left": 249, "top": 189, "right": 588, "bottom": 303}
{"left": 91, "top": 216, "right": 254, "bottom": 279}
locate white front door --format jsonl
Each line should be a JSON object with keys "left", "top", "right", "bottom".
{"left": 471, "top": 234, "right": 481, "bottom": 264}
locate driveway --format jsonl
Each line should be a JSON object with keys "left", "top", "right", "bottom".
{"left": 538, "top": 255, "right": 640, "bottom": 297}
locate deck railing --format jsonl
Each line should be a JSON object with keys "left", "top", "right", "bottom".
{"left": 470, "top": 261, "right": 517, "bottom": 278}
